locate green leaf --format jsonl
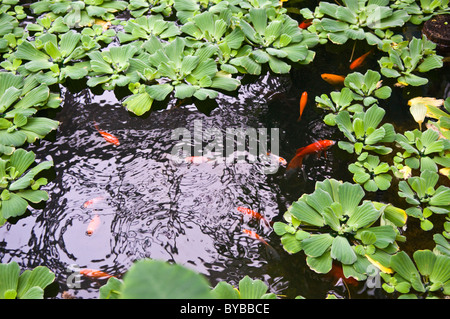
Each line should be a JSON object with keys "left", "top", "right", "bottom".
{"left": 120, "top": 259, "right": 212, "bottom": 299}
{"left": 123, "top": 91, "right": 154, "bottom": 116}
{"left": 302, "top": 233, "right": 334, "bottom": 258}
{"left": 347, "top": 201, "right": 380, "bottom": 229}
{"left": 331, "top": 235, "right": 357, "bottom": 264}
{"left": 390, "top": 251, "right": 425, "bottom": 292}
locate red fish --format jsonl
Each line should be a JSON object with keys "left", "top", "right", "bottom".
{"left": 86, "top": 214, "right": 101, "bottom": 236}
{"left": 321, "top": 74, "right": 346, "bottom": 86}
{"left": 299, "top": 19, "right": 313, "bottom": 29}
{"left": 350, "top": 49, "right": 373, "bottom": 70}
{"left": 79, "top": 268, "right": 115, "bottom": 279}
{"left": 297, "top": 91, "right": 308, "bottom": 122}
{"left": 287, "top": 140, "right": 335, "bottom": 172}
{"left": 237, "top": 207, "right": 273, "bottom": 227}
{"left": 94, "top": 122, "right": 120, "bottom": 146}
{"left": 327, "top": 263, "right": 359, "bottom": 287}
{"left": 83, "top": 196, "right": 104, "bottom": 208}
{"left": 267, "top": 152, "right": 287, "bottom": 166}
{"left": 242, "top": 229, "right": 270, "bottom": 246}
{"left": 184, "top": 156, "right": 213, "bottom": 164}
{"left": 242, "top": 229, "right": 280, "bottom": 260}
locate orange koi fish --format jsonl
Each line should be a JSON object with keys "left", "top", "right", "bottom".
{"left": 243, "top": 229, "right": 270, "bottom": 246}
{"left": 327, "top": 263, "right": 359, "bottom": 287}
{"left": 297, "top": 91, "right": 308, "bottom": 122}
{"left": 287, "top": 140, "right": 335, "bottom": 172}
{"left": 267, "top": 152, "right": 287, "bottom": 166}
{"left": 237, "top": 207, "right": 273, "bottom": 227}
{"left": 79, "top": 268, "right": 115, "bottom": 279}
{"left": 350, "top": 49, "right": 374, "bottom": 70}
{"left": 83, "top": 196, "right": 104, "bottom": 208}
{"left": 242, "top": 229, "right": 280, "bottom": 260}
{"left": 299, "top": 19, "right": 313, "bottom": 29}
{"left": 86, "top": 214, "right": 101, "bottom": 236}
{"left": 184, "top": 156, "right": 214, "bottom": 164}
{"left": 321, "top": 74, "right": 346, "bottom": 86}
{"left": 94, "top": 122, "right": 120, "bottom": 146}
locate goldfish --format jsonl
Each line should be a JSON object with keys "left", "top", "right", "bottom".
{"left": 297, "top": 91, "right": 308, "bottom": 122}
{"left": 94, "top": 121, "right": 120, "bottom": 146}
{"left": 237, "top": 207, "right": 273, "bottom": 227}
{"left": 242, "top": 229, "right": 280, "bottom": 260}
{"left": 299, "top": 19, "right": 313, "bottom": 29}
{"left": 267, "top": 152, "right": 287, "bottom": 166}
{"left": 327, "top": 263, "right": 359, "bottom": 287}
{"left": 321, "top": 74, "right": 346, "bottom": 86}
{"left": 286, "top": 140, "right": 335, "bottom": 173}
{"left": 349, "top": 49, "right": 373, "bottom": 70}
{"left": 184, "top": 156, "right": 214, "bottom": 164}
{"left": 83, "top": 196, "right": 104, "bottom": 208}
{"left": 86, "top": 214, "right": 101, "bottom": 236}
{"left": 243, "top": 229, "right": 269, "bottom": 245}
{"left": 79, "top": 268, "right": 115, "bottom": 279}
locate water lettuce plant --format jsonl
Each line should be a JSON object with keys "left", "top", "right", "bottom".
{"left": 378, "top": 35, "right": 443, "bottom": 86}
{"left": 99, "top": 258, "right": 276, "bottom": 299}
{"left": 0, "top": 73, "right": 60, "bottom": 150}
{"left": 229, "top": 7, "right": 318, "bottom": 74}
{"left": 423, "top": 97, "right": 450, "bottom": 141}
{"left": 398, "top": 169, "right": 450, "bottom": 231}
{"left": 391, "top": 0, "right": 450, "bottom": 25}
{"left": 381, "top": 249, "right": 450, "bottom": 298}
{"left": 0, "top": 149, "right": 53, "bottom": 226}
{"left": 394, "top": 128, "right": 450, "bottom": 173}
{"left": 128, "top": 0, "right": 174, "bottom": 18}
{"left": 348, "top": 152, "right": 392, "bottom": 192}
{"left": 12, "top": 30, "right": 98, "bottom": 85}
{"left": 335, "top": 104, "right": 396, "bottom": 155}
{"left": 300, "top": 0, "right": 410, "bottom": 45}
{"left": 117, "top": 14, "right": 180, "bottom": 43}
{"left": 274, "top": 179, "right": 405, "bottom": 280}
{"left": 0, "top": 261, "right": 55, "bottom": 299}
{"left": 317, "top": 70, "right": 392, "bottom": 126}
{"left": 30, "top": 0, "right": 128, "bottom": 28}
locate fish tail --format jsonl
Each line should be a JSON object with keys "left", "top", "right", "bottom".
{"left": 264, "top": 243, "right": 280, "bottom": 261}
{"left": 286, "top": 154, "right": 304, "bottom": 172}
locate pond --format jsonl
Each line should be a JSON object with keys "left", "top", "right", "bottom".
{"left": 0, "top": 0, "right": 449, "bottom": 300}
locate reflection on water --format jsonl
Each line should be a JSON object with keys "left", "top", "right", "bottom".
{"left": 0, "top": 71, "right": 365, "bottom": 299}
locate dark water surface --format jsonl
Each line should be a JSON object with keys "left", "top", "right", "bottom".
{"left": 1, "top": 35, "right": 449, "bottom": 299}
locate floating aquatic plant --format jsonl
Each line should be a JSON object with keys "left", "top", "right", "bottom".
{"left": 0, "top": 73, "right": 60, "bottom": 150}
{"left": 391, "top": 0, "right": 450, "bottom": 25}
{"left": 381, "top": 249, "right": 450, "bottom": 298}
{"left": 12, "top": 30, "right": 98, "bottom": 85}
{"left": 30, "top": 0, "right": 128, "bottom": 28}
{"left": 274, "top": 179, "right": 405, "bottom": 280}
{"left": 398, "top": 169, "right": 450, "bottom": 231}
{"left": 229, "top": 7, "right": 318, "bottom": 75}
{"left": 424, "top": 97, "right": 450, "bottom": 141}
{"left": 348, "top": 152, "right": 392, "bottom": 192}
{"left": 317, "top": 70, "right": 392, "bottom": 126}
{"left": 211, "top": 276, "right": 277, "bottom": 299}
{"left": 99, "top": 258, "right": 276, "bottom": 299}
{"left": 0, "top": 149, "right": 53, "bottom": 225}
{"left": 128, "top": 0, "right": 174, "bottom": 17}
{"left": 117, "top": 14, "right": 180, "bottom": 43}
{"left": 394, "top": 128, "right": 450, "bottom": 173}
{"left": 378, "top": 35, "right": 443, "bottom": 87}
{"left": 300, "top": 0, "right": 410, "bottom": 45}
{"left": 0, "top": 261, "right": 55, "bottom": 299}
{"left": 335, "top": 104, "right": 396, "bottom": 155}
